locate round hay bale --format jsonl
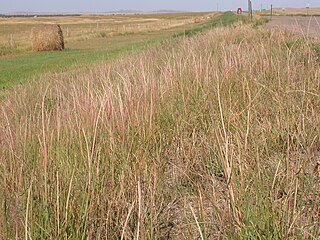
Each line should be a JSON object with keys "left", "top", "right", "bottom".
{"left": 31, "top": 24, "right": 64, "bottom": 52}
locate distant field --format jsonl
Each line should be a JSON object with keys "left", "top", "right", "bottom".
{"left": 0, "top": 12, "right": 213, "bottom": 51}
{"left": 0, "top": 13, "right": 245, "bottom": 89}
{"left": 267, "top": 16, "right": 320, "bottom": 41}
{"left": 265, "top": 8, "right": 320, "bottom": 16}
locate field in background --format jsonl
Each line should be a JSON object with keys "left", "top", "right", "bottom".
{"left": 267, "top": 16, "right": 320, "bottom": 41}
{"left": 263, "top": 8, "right": 320, "bottom": 16}
{"left": 0, "top": 12, "right": 213, "bottom": 52}
{"left": 0, "top": 13, "right": 246, "bottom": 90}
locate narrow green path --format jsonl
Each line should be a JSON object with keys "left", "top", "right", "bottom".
{"left": 0, "top": 13, "right": 243, "bottom": 89}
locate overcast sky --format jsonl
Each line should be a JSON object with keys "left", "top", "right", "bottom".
{"left": 1, "top": 0, "right": 320, "bottom": 13}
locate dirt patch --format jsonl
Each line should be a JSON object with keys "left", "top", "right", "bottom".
{"left": 267, "top": 16, "right": 320, "bottom": 41}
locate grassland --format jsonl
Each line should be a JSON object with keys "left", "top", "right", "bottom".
{"left": 262, "top": 7, "right": 320, "bottom": 16}
{"left": 267, "top": 16, "right": 320, "bottom": 44}
{"left": 0, "top": 12, "right": 212, "bottom": 50}
{"left": 0, "top": 13, "right": 245, "bottom": 90}
{"left": 1, "top": 12, "right": 320, "bottom": 239}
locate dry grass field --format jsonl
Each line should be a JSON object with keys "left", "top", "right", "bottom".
{"left": 267, "top": 16, "right": 320, "bottom": 41}
{"left": 266, "top": 8, "right": 320, "bottom": 16}
{"left": 0, "top": 12, "right": 227, "bottom": 90}
{"left": 0, "top": 12, "right": 214, "bottom": 51}
{"left": 0, "top": 12, "right": 320, "bottom": 239}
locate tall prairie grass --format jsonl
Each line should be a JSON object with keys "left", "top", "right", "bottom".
{"left": 1, "top": 22, "right": 320, "bottom": 239}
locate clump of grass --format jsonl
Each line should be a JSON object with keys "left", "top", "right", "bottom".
{"left": 252, "top": 18, "right": 269, "bottom": 28}
{"left": 0, "top": 44, "right": 27, "bottom": 56}
{"left": 0, "top": 21, "right": 320, "bottom": 239}
{"left": 0, "top": 45, "right": 14, "bottom": 56}
{"left": 96, "top": 31, "right": 108, "bottom": 38}
{"left": 312, "top": 43, "right": 320, "bottom": 58}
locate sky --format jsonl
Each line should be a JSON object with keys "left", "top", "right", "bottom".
{"left": 1, "top": 0, "right": 320, "bottom": 14}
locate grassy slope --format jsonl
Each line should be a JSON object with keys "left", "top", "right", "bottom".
{"left": 1, "top": 15, "right": 320, "bottom": 239}
{"left": 0, "top": 13, "right": 243, "bottom": 90}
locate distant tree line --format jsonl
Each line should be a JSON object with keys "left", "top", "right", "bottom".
{"left": 0, "top": 14, "right": 81, "bottom": 18}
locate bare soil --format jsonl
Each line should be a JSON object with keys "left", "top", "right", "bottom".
{"left": 267, "top": 16, "right": 320, "bottom": 41}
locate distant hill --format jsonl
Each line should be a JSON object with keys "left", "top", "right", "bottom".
{"left": 0, "top": 13, "right": 81, "bottom": 18}
{"left": 151, "top": 10, "right": 187, "bottom": 13}
{"left": 1, "top": 9, "right": 189, "bottom": 17}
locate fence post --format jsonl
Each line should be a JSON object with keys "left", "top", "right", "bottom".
{"left": 96, "top": 23, "right": 99, "bottom": 32}
{"left": 246, "top": 0, "right": 253, "bottom": 20}
{"left": 10, "top": 33, "right": 15, "bottom": 48}
{"left": 271, "top": 4, "right": 273, "bottom": 20}
{"left": 250, "top": 1, "right": 253, "bottom": 21}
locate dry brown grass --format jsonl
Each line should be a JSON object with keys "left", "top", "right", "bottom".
{"left": 31, "top": 25, "right": 64, "bottom": 51}
{"left": 266, "top": 16, "right": 320, "bottom": 42}
{"left": 0, "top": 21, "right": 319, "bottom": 239}
{"left": 270, "top": 8, "right": 320, "bottom": 16}
{"left": 0, "top": 12, "right": 216, "bottom": 51}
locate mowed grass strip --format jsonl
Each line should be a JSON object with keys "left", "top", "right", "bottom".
{"left": 0, "top": 12, "right": 243, "bottom": 89}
